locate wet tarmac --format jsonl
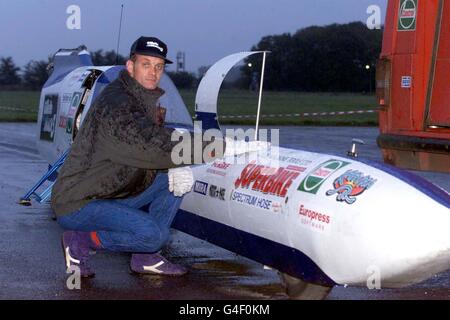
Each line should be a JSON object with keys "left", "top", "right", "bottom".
{"left": 0, "top": 123, "right": 449, "bottom": 300}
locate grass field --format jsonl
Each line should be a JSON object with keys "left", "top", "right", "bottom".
{"left": 0, "top": 89, "right": 379, "bottom": 125}
{"left": 0, "top": 91, "right": 41, "bottom": 122}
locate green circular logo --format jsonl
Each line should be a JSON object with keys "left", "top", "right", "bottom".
{"left": 399, "top": 0, "right": 417, "bottom": 30}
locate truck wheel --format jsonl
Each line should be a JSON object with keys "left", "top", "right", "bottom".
{"left": 279, "top": 272, "right": 332, "bottom": 300}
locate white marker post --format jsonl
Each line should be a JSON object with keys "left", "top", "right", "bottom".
{"left": 255, "top": 51, "right": 268, "bottom": 141}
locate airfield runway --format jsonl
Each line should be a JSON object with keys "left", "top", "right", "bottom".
{"left": 0, "top": 123, "right": 449, "bottom": 300}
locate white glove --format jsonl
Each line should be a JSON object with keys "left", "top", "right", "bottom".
{"left": 168, "top": 166, "right": 194, "bottom": 197}
{"left": 224, "top": 137, "right": 270, "bottom": 156}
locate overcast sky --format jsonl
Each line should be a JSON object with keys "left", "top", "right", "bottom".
{"left": 0, "top": 0, "right": 387, "bottom": 73}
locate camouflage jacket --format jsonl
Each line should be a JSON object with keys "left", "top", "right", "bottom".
{"left": 51, "top": 70, "right": 181, "bottom": 216}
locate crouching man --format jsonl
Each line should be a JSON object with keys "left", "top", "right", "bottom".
{"left": 51, "top": 36, "right": 211, "bottom": 278}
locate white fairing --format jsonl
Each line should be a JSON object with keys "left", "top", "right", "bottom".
{"left": 195, "top": 51, "right": 262, "bottom": 113}
{"left": 180, "top": 146, "right": 450, "bottom": 287}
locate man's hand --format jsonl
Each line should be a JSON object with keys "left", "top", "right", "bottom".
{"left": 224, "top": 138, "right": 270, "bottom": 156}
{"left": 168, "top": 167, "right": 194, "bottom": 197}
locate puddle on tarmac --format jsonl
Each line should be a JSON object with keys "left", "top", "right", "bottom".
{"left": 188, "top": 258, "right": 287, "bottom": 299}
{"left": 191, "top": 259, "right": 250, "bottom": 276}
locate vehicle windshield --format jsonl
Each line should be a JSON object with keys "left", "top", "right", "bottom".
{"left": 159, "top": 74, "right": 193, "bottom": 128}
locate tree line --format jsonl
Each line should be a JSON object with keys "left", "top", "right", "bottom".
{"left": 241, "top": 21, "right": 382, "bottom": 92}
{"left": 0, "top": 50, "right": 128, "bottom": 90}
{"left": 0, "top": 22, "right": 382, "bottom": 92}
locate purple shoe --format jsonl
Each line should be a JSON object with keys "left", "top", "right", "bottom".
{"left": 130, "top": 253, "right": 188, "bottom": 276}
{"left": 62, "top": 231, "right": 97, "bottom": 278}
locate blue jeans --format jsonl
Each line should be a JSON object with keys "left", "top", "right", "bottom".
{"left": 57, "top": 173, "right": 182, "bottom": 253}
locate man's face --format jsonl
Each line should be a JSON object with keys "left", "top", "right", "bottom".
{"left": 126, "top": 54, "right": 165, "bottom": 90}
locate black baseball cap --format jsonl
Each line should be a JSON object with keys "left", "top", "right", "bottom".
{"left": 129, "top": 36, "right": 173, "bottom": 64}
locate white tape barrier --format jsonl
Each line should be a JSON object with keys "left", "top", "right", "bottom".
{"left": 219, "top": 109, "right": 378, "bottom": 119}
{"left": 0, "top": 106, "right": 378, "bottom": 118}
{"left": 0, "top": 106, "right": 29, "bottom": 111}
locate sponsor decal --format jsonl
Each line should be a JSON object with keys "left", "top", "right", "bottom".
{"left": 206, "top": 168, "right": 226, "bottom": 177}
{"left": 401, "top": 76, "right": 412, "bottom": 88}
{"left": 268, "top": 154, "right": 313, "bottom": 166}
{"left": 58, "top": 116, "right": 68, "bottom": 128}
{"left": 209, "top": 184, "right": 226, "bottom": 201}
{"left": 231, "top": 190, "right": 273, "bottom": 211}
{"left": 326, "top": 169, "right": 377, "bottom": 204}
{"left": 398, "top": 0, "right": 417, "bottom": 31}
{"left": 234, "top": 162, "right": 301, "bottom": 198}
{"left": 62, "top": 93, "right": 72, "bottom": 104}
{"left": 71, "top": 92, "right": 82, "bottom": 107}
{"left": 212, "top": 161, "right": 231, "bottom": 170}
{"left": 298, "top": 159, "right": 350, "bottom": 194}
{"left": 286, "top": 165, "right": 307, "bottom": 172}
{"left": 271, "top": 201, "right": 282, "bottom": 213}
{"left": 193, "top": 180, "right": 208, "bottom": 195}
{"left": 66, "top": 118, "right": 73, "bottom": 134}
{"left": 206, "top": 160, "right": 231, "bottom": 177}
{"left": 298, "top": 204, "right": 331, "bottom": 232}
{"left": 68, "top": 92, "right": 82, "bottom": 117}
{"left": 40, "top": 95, "right": 58, "bottom": 142}
{"left": 68, "top": 106, "right": 77, "bottom": 117}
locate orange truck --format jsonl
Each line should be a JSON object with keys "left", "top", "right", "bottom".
{"left": 376, "top": 0, "right": 450, "bottom": 173}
